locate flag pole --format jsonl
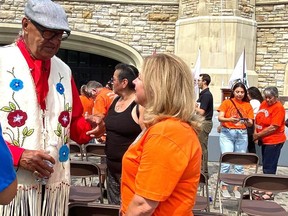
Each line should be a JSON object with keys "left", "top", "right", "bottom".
{"left": 243, "top": 47, "right": 245, "bottom": 81}
{"left": 243, "top": 47, "right": 248, "bottom": 88}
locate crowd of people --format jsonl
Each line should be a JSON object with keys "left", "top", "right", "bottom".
{"left": 0, "top": 0, "right": 287, "bottom": 215}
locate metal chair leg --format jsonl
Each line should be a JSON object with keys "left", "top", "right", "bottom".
{"left": 218, "top": 185, "right": 223, "bottom": 214}
{"left": 213, "top": 180, "right": 219, "bottom": 207}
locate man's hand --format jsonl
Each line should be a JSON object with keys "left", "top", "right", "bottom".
{"left": 85, "top": 115, "right": 106, "bottom": 138}
{"left": 19, "top": 149, "right": 55, "bottom": 178}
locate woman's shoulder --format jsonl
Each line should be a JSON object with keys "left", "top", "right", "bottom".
{"left": 275, "top": 101, "right": 285, "bottom": 110}
{"left": 151, "top": 118, "right": 193, "bottom": 133}
{"left": 218, "top": 98, "right": 232, "bottom": 109}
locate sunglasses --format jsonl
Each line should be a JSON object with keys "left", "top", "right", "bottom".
{"left": 29, "top": 19, "right": 70, "bottom": 41}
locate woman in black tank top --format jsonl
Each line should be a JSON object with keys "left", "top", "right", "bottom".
{"left": 104, "top": 63, "right": 144, "bottom": 205}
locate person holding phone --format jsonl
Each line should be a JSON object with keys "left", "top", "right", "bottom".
{"left": 217, "top": 82, "right": 254, "bottom": 198}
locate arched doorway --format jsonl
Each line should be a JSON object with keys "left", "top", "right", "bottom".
{"left": 56, "top": 49, "right": 119, "bottom": 90}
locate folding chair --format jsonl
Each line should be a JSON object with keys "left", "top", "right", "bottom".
{"left": 213, "top": 152, "right": 259, "bottom": 213}
{"left": 193, "top": 211, "right": 226, "bottom": 216}
{"left": 84, "top": 143, "right": 107, "bottom": 182}
{"left": 85, "top": 142, "right": 106, "bottom": 160}
{"left": 68, "top": 202, "right": 120, "bottom": 216}
{"left": 70, "top": 141, "right": 84, "bottom": 161}
{"left": 237, "top": 174, "right": 288, "bottom": 216}
{"left": 68, "top": 203, "right": 224, "bottom": 216}
{"left": 194, "top": 172, "right": 210, "bottom": 212}
{"left": 70, "top": 161, "right": 104, "bottom": 204}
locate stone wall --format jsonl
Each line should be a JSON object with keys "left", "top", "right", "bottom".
{"left": 0, "top": 0, "right": 179, "bottom": 57}
{"left": 2, "top": 0, "right": 288, "bottom": 96}
{"left": 179, "top": 0, "right": 254, "bottom": 19}
{"left": 256, "top": 1, "right": 288, "bottom": 95}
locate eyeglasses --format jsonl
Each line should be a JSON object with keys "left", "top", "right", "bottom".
{"left": 30, "top": 19, "right": 70, "bottom": 41}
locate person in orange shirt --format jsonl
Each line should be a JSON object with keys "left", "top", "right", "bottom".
{"left": 217, "top": 82, "right": 254, "bottom": 198}
{"left": 79, "top": 84, "right": 94, "bottom": 116}
{"left": 86, "top": 81, "right": 116, "bottom": 119}
{"left": 120, "top": 53, "right": 203, "bottom": 216}
{"left": 93, "top": 86, "right": 116, "bottom": 118}
{"left": 253, "top": 86, "right": 286, "bottom": 200}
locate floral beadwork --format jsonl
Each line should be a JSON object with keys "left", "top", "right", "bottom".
{"left": 56, "top": 83, "right": 65, "bottom": 95}
{"left": 7, "top": 110, "right": 27, "bottom": 127}
{"left": 58, "top": 111, "right": 70, "bottom": 128}
{"left": 54, "top": 73, "right": 71, "bottom": 163}
{"left": 0, "top": 67, "right": 34, "bottom": 146}
{"left": 10, "top": 78, "right": 24, "bottom": 91}
{"left": 59, "top": 145, "right": 69, "bottom": 162}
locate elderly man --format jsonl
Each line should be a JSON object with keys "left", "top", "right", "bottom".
{"left": 0, "top": 0, "right": 103, "bottom": 215}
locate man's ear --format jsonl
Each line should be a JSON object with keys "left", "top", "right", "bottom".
{"left": 22, "top": 17, "right": 29, "bottom": 30}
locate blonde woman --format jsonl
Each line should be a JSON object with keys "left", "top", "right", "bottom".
{"left": 120, "top": 54, "right": 203, "bottom": 215}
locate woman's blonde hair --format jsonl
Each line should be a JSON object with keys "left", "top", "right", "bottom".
{"left": 141, "top": 53, "right": 203, "bottom": 133}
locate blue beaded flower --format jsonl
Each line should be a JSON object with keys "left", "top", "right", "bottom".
{"left": 10, "top": 79, "right": 24, "bottom": 91}
{"left": 59, "top": 144, "right": 69, "bottom": 162}
{"left": 56, "top": 83, "right": 65, "bottom": 95}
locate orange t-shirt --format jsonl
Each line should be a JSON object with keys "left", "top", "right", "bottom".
{"left": 255, "top": 100, "right": 286, "bottom": 145}
{"left": 79, "top": 95, "right": 94, "bottom": 116}
{"left": 217, "top": 98, "right": 254, "bottom": 129}
{"left": 93, "top": 88, "right": 116, "bottom": 116}
{"left": 121, "top": 118, "right": 202, "bottom": 216}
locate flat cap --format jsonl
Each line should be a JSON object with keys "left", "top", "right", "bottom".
{"left": 24, "top": 0, "right": 70, "bottom": 33}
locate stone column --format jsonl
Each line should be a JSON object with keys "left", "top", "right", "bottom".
{"left": 175, "top": 0, "right": 258, "bottom": 106}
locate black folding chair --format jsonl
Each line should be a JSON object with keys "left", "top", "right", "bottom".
{"left": 237, "top": 174, "right": 288, "bottom": 216}
{"left": 68, "top": 202, "right": 120, "bottom": 216}
{"left": 213, "top": 152, "right": 259, "bottom": 213}
{"left": 84, "top": 143, "right": 107, "bottom": 184}
{"left": 194, "top": 172, "right": 210, "bottom": 212}
{"left": 70, "top": 161, "right": 104, "bottom": 204}
{"left": 70, "top": 141, "right": 84, "bottom": 161}
{"left": 193, "top": 211, "right": 226, "bottom": 216}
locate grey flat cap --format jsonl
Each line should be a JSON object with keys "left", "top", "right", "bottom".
{"left": 24, "top": 0, "right": 70, "bottom": 32}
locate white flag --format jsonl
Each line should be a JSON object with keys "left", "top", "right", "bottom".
{"left": 193, "top": 48, "right": 201, "bottom": 99}
{"left": 228, "top": 50, "right": 249, "bottom": 88}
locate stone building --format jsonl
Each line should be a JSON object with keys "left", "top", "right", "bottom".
{"left": 1, "top": 0, "right": 288, "bottom": 106}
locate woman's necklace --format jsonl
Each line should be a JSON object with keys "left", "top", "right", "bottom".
{"left": 115, "top": 95, "right": 134, "bottom": 111}
{"left": 115, "top": 100, "right": 125, "bottom": 111}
